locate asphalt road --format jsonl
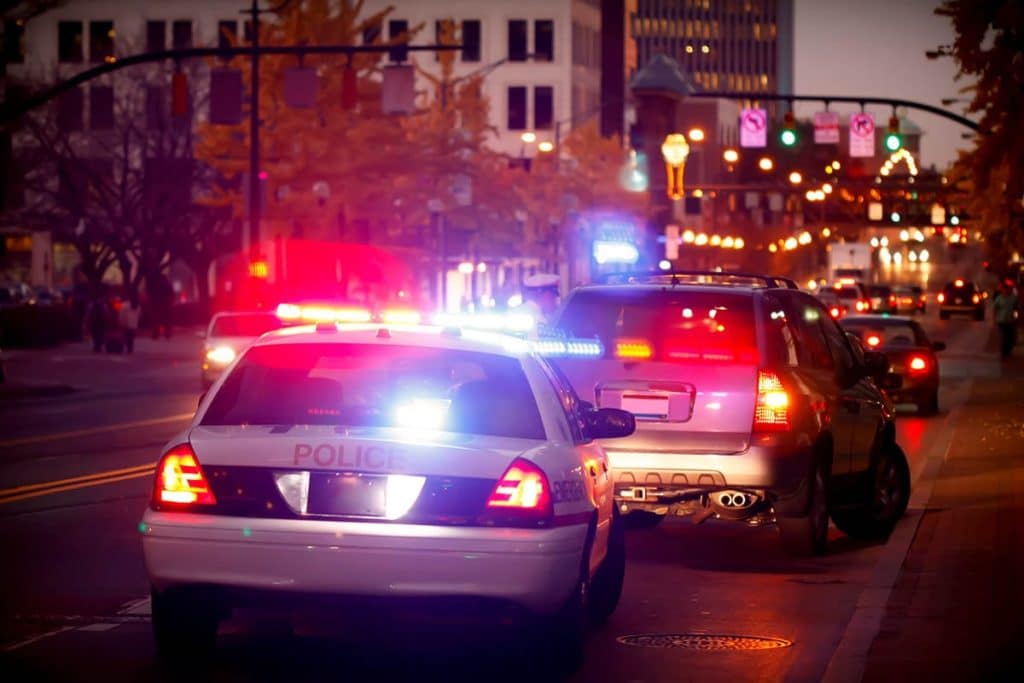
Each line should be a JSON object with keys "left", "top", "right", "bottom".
{"left": 0, "top": 310, "right": 1003, "bottom": 682}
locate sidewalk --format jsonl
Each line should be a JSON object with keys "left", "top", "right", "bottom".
{"left": 861, "top": 352, "right": 1024, "bottom": 681}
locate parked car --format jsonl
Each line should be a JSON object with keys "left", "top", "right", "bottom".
{"left": 201, "top": 311, "right": 283, "bottom": 387}
{"left": 550, "top": 271, "right": 911, "bottom": 556}
{"left": 841, "top": 315, "right": 944, "bottom": 415}
{"left": 867, "top": 285, "right": 898, "bottom": 314}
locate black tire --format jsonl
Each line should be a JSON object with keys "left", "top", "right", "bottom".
{"left": 589, "top": 507, "right": 625, "bottom": 625}
{"left": 622, "top": 510, "right": 665, "bottom": 530}
{"left": 831, "top": 443, "right": 910, "bottom": 540}
{"left": 778, "top": 461, "right": 829, "bottom": 556}
{"left": 917, "top": 390, "right": 939, "bottom": 416}
{"left": 151, "top": 587, "right": 220, "bottom": 663}
{"left": 939, "top": 311, "right": 950, "bottom": 320}
{"left": 538, "top": 544, "right": 591, "bottom": 673}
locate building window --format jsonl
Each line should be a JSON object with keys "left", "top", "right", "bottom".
{"left": 534, "top": 86, "right": 553, "bottom": 130}
{"left": 508, "top": 20, "right": 527, "bottom": 61}
{"left": 507, "top": 86, "right": 527, "bottom": 130}
{"left": 58, "top": 21, "right": 83, "bottom": 63}
{"left": 535, "top": 20, "right": 554, "bottom": 62}
{"left": 146, "top": 21, "right": 165, "bottom": 53}
{"left": 462, "top": 20, "right": 481, "bottom": 62}
{"left": 90, "top": 85, "right": 114, "bottom": 130}
{"left": 172, "top": 20, "right": 193, "bottom": 49}
{"left": 89, "top": 21, "right": 114, "bottom": 63}
{"left": 388, "top": 19, "right": 408, "bottom": 62}
{"left": 3, "top": 19, "right": 25, "bottom": 64}
{"left": 217, "top": 20, "right": 236, "bottom": 49}
{"left": 57, "top": 88, "right": 84, "bottom": 131}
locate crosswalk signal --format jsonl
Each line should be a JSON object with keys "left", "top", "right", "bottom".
{"left": 884, "top": 115, "right": 902, "bottom": 152}
{"left": 779, "top": 111, "right": 797, "bottom": 147}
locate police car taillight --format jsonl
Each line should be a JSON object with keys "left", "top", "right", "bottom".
{"left": 152, "top": 444, "right": 216, "bottom": 508}
{"left": 480, "top": 458, "right": 553, "bottom": 527}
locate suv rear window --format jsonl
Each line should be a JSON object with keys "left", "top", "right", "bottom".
{"left": 202, "top": 343, "right": 545, "bottom": 439}
{"left": 556, "top": 289, "right": 757, "bottom": 363}
{"left": 943, "top": 281, "right": 976, "bottom": 295}
{"left": 834, "top": 286, "right": 861, "bottom": 300}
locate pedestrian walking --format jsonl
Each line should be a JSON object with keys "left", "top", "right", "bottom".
{"left": 119, "top": 295, "right": 141, "bottom": 354}
{"left": 85, "top": 295, "right": 108, "bottom": 353}
{"left": 993, "top": 280, "right": 1019, "bottom": 360}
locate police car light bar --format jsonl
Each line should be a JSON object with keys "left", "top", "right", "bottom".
{"left": 432, "top": 311, "right": 535, "bottom": 333}
{"left": 276, "top": 303, "right": 373, "bottom": 324}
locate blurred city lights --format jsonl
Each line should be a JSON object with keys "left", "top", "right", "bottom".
{"left": 758, "top": 156, "right": 774, "bottom": 171}
{"left": 821, "top": 227, "right": 832, "bottom": 238}
{"left": 710, "top": 234, "right": 722, "bottom": 246}
{"left": 688, "top": 127, "right": 705, "bottom": 142}
{"left": 822, "top": 183, "right": 833, "bottom": 194}
{"left": 695, "top": 233, "right": 709, "bottom": 246}
{"left": 870, "top": 237, "right": 880, "bottom": 247}
{"left": 520, "top": 131, "right": 536, "bottom": 144}
{"left": 784, "top": 237, "right": 798, "bottom": 250}
{"left": 788, "top": 171, "right": 803, "bottom": 184}
{"left": 537, "top": 141, "right": 554, "bottom": 153}
{"left": 723, "top": 149, "right": 739, "bottom": 163}
{"left": 832, "top": 161, "right": 841, "bottom": 169}
{"left": 458, "top": 261, "right": 474, "bottom": 274}
{"left": 769, "top": 243, "right": 778, "bottom": 253}
{"left": 659, "top": 259, "right": 672, "bottom": 271}
{"left": 920, "top": 249, "right": 930, "bottom": 262}
{"left": 798, "top": 231, "right": 812, "bottom": 245}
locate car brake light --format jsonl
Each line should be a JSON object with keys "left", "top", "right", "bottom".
{"left": 888, "top": 295, "right": 897, "bottom": 304}
{"left": 866, "top": 334, "right": 881, "bottom": 347}
{"left": 855, "top": 300, "right": 870, "bottom": 312}
{"left": 754, "top": 370, "right": 790, "bottom": 432}
{"left": 937, "top": 293, "right": 945, "bottom": 303}
{"left": 480, "top": 458, "right": 553, "bottom": 527}
{"left": 908, "top": 355, "right": 929, "bottom": 373}
{"left": 972, "top": 294, "right": 980, "bottom": 304}
{"left": 614, "top": 338, "right": 653, "bottom": 360}
{"left": 954, "top": 279, "right": 964, "bottom": 287}
{"left": 153, "top": 444, "right": 216, "bottom": 507}
{"left": 829, "top": 307, "right": 841, "bottom": 319}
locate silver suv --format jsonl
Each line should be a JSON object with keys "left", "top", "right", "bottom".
{"left": 549, "top": 271, "right": 910, "bottom": 555}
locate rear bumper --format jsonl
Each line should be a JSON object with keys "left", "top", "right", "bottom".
{"left": 605, "top": 442, "right": 812, "bottom": 504}
{"left": 940, "top": 304, "right": 982, "bottom": 315}
{"left": 887, "top": 373, "right": 938, "bottom": 403}
{"left": 141, "top": 511, "right": 586, "bottom": 616}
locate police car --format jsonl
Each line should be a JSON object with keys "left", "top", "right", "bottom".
{"left": 141, "top": 320, "right": 634, "bottom": 659}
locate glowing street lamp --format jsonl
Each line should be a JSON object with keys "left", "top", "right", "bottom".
{"left": 537, "top": 140, "right": 554, "bottom": 153}
{"left": 520, "top": 131, "right": 537, "bottom": 144}
{"left": 788, "top": 171, "right": 803, "bottom": 185}
{"left": 758, "top": 156, "right": 774, "bottom": 172}
{"left": 687, "top": 127, "right": 705, "bottom": 143}
{"left": 723, "top": 148, "right": 739, "bottom": 164}
{"left": 661, "top": 133, "right": 690, "bottom": 200}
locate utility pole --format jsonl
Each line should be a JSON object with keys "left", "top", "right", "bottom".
{"left": 245, "top": 0, "right": 262, "bottom": 262}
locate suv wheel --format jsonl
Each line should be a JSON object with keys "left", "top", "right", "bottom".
{"left": 778, "top": 461, "right": 829, "bottom": 556}
{"left": 832, "top": 443, "right": 910, "bottom": 539}
{"left": 589, "top": 507, "right": 626, "bottom": 625}
{"left": 622, "top": 510, "right": 665, "bottom": 530}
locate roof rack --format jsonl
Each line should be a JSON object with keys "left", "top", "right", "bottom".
{"left": 600, "top": 270, "right": 799, "bottom": 290}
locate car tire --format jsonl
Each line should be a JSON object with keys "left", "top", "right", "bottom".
{"left": 831, "top": 443, "right": 910, "bottom": 540}
{"left": 622, "top": 510, "right": 665, "bottom": 530}
{"left": 539, "top": 545, "right": 591, "bottom": 673}
{"left": 778, "top": 460, "right": 829, "bottom": 556}
{"left": 151, "top": 587, "right": 220, "bottom": 663}
{"left": 939, "top": 311, "right": 950, "bottom": 320}
{"left": 917, "top": 390, "right": 939, "bottom": 416}
{"left": 589, "top": 507, "right": 626, "bottom": 625}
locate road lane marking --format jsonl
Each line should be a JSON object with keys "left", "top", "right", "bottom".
{"left": 0, "top": 463, "right": 156, "bottom": 497}
{"left": 0, "top": 469, "right": 154, "bottom": 505}
{"left": 0, "top": 413, "right": 193, "bottom": 448}
{"left": 1, "top": 626, "right": 76, "bottom": 652}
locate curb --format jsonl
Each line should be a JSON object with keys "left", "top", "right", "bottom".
{"left": 820, "top": 382, "right": 969, "bottom": 683}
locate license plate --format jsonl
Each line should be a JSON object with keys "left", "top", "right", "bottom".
{"left": 621, "top": 394, "right": 669, "bottom": 419}
{"left": 308, "top": 473, "right": 386, "bottom": 517}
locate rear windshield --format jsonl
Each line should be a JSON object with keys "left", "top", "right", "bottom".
{"left": 834, "top": 286, "right": 861, "bottom": 301}
{"left": 841, "top": 320, "right": 927, "bottom": 347}
{"left": 868, "top": 286, "right": 891, "bottom": 296}
{"left": 943, "top": 282, "right": 976, "bottom": 295}
{"left": 202, "top": 343, "right": 545, "bottom": 440}
{"left": 556, "top": 289, "right": 757, "bottom": 362}
{"left": 210, "top": 314, "right": 282, "bottom": 338}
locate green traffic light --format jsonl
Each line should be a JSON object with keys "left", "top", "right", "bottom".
{"left": 780, "top": 129, "right": 797, "bottom": 147}
{"left": 884, "top": 133, "right": 902, "bottom": 152}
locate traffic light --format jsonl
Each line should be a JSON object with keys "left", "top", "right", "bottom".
{"left": 779, "top": 111, "right": 797, "bottom": 147}
{"left": 884, "top": 116, "right": 902, "bottom": 152}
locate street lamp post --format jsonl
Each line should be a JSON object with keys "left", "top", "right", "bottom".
{"left": 661, "top": 133, "right": 690, "bottom": 202}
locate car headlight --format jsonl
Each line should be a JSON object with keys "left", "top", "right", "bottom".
{"left": 205, "top": 345, "right": 236, "bottom": 365}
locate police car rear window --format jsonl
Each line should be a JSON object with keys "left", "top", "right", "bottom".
{"left": 210, "top": 314, "right": 282, "bottom": 338}
{"left": 556, "top": 289, "right": 757, "bottom": 363}
{"left": 202, "top": 343, "right": 546, "bottom": 440}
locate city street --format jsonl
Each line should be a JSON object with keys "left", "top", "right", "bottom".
{"left": 0, "top": 310, "right": 1013, "bottom": 682}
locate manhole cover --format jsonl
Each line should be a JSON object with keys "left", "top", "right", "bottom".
{"left": 617, "top": 633, "right": 792, "bottom": 651}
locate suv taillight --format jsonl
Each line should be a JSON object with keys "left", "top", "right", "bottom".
{"left": 152, "top": 444, "right": 216, "bottom": 508}
{"left": 754, "top": 370, "right": 790, "bottom": 432}
{"left": 479, "top": 458, "right": 553, "bottom": 527}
